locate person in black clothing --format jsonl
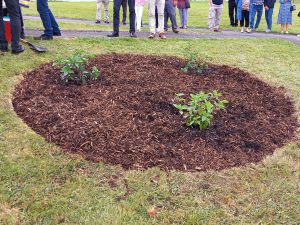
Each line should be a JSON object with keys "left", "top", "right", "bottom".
{"left": 108, "top": 0, "right": 136, "bottom": 37}
{"left": 0, "top": 0, "right": 24, "bottom": 54}
{"left": 228, "top": 0, "right": 238, "bottom": 26}
{"left": 121, "top": 0, "right": 127, "bottom": 25}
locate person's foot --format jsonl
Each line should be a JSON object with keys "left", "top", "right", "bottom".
{"left": 159, "top": 32, "right": 167, "bottom": 39}
{"left": 173, "top": 29, "right": 179, "bottom": 33}
{"left": 122, "top": 22, "right": 126, "bottom": 25}
{"left": 34, "top": 34, "right": 53, "bottom": 40}
{"left": 148, "top": 33, "right": 155, "bottom": 39}
{"left": 129, "top": 32, "right": 137, "bottom": 38}
{"left": 241, "top": 27, "right": 244, "bottom": 33}
{"left": 285, "top": 31, "right": 289, "bottom": 34}
{"left": 12, "top": 45, "right": 25, "bottom": 54}
{"left": 0, "top": 44, "right": 8, "bottom": 52}
{"left": 107, "top": 32, "right": 119, "bottom": 37}
{"left": 95, "top": 20, "right": 101, "bottom": 24}
{"left": 246, "top": 28, "right": 251, "bottom": 33}
{"left": 179, "top": 26, "right": 184, "bottom": 29}
{"left": 183, "top": 26, "right": 187, "bottom": 29}
{"left": 164, "top": 28, "right": 168, "bottom": 32}
{"left": 265, "top": 29, "right": 271, "bottom": 33}
{"left": 53, "top": 32, "right": 62, "bottom": 36}
{"left": 254, "top": 28, "right": 258, "bottom": 32}
{"left": 104, "top": 21, "right": 109, "bottom": 24}
{"left": 281, "top": 30, "right": 284, "bottom": 34}
{"left": 214, "top": 29, "right": 221, "bottom": 32}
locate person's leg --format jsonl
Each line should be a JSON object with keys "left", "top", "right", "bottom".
{"left": 240, "top": 10, "right": 245, "bottom": 27}
{"left": 113, "top": 0, "right": 122, "bottom": 33}
{"left": 0, "top": 0, "right": 8, "bottom": 49}
{"left": 183, "top": 8, "right": 188, "bottom": 28}
{"left": 228, "top": 2, "right": 234, "bottom": 26}
{"left": 148, "top": 0, "right": 156, "bottom": 34}
{"left": 245, "top": 10, "right": 249, "bottom": 28}
{"left": 254, "top": 5, "right": 262, "bottom": 29}
{"left": 136, "top": 5, "right": 143, "bottom": 30}
{"left": 157, "top": 0, "right": 165, "bottom": 34}
{"left": 121, "top": 0, "right": 127, "bottom": 23}
{"left": 214, "top": 7, "right": 222, "bottom": 30}
{"left": 104, "top": 0, "right": 109, "bottom": 22}
{"left": 249, "top": 4, "right": 255, "bottom": 29}
{"left": 208, "top": 7, "right": 216, "bottom": 30}
{"left": 164, "top": 4, "right": 168, "bottom": 30}
{"left": 37, "top": 0, "right": 54, "bottom": 37}
{"left": 285, "top": 24, "right": 288, "bottom": 32}
{"left": 96, "top": 0, "right": 101, "bottom": 21}
{"left": 166, "top": 0, "right": 177, "bottom": 30}
{"left": 19, "top": 7, "right": 25, "bottom": 39}
{"left": 128, "top": 0, "right": 135, "bottom": 33}
{"left": 179, "top": 8, "right": 184, "bottom": 27}
{"left": 268, "top": 7, "right": 273, "bottom": 30}
{"left": 48, "top": 10, "right": 61, "bottom": 34}
{"left": 234, "top": 2, "right": 238, "bottom": 26}
{"left": 4, "top": 0, "right": 22, "bottom": 51}
{"left": 265, "top": 8, "right": 269, "bottom": 29}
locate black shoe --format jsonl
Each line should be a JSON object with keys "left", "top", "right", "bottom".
{"left": 95, "top": 20, "right": 101, "bottom": 24}
{"left": 129, "top": 32, "right": 137, "bottom": 38}
{"left": 53, "top": 32, "right": 62, "bottom": 36}
{"left": 12, "top": 45, "right": 25, "bottom": 54}
{"left": 173, "top": 29, "right": 179, "bottom": 33}
{"left": 107, "top": 32, "right": 119, "bottom": 37}
{"left": 122, "top": 22, "right": 126, "bottom": 25}
{"left": 34, "top": 34, "right": 53, "bottom": 40}
{"left": 164, "top": 28, "right": 168, "bottom": 32}
{"left": 0, "top": 44, "right": 8, "bottom": 52}
{"left": 104, "top": 21, "right": 109, "bottom": 24}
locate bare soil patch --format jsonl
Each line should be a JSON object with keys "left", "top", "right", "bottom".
{"left": 13, "top": 54, "right": 298, "bottom": 171}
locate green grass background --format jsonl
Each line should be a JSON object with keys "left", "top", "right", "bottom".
{"left": 23, "top": 1, "right": 300, "bottom": 34}
{"left": 0, "top": 38, "right": 300, "bottom": 224}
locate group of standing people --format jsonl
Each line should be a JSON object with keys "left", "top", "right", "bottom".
{"left": 96, "top": 0, "right": 190, "bottom": 39}
{"left": 226, "top": 0, "right": 294, "bottom": 33}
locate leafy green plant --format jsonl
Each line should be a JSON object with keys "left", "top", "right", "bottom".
{"left": 181, "top": 50, "right": 208, "bottom": 75}
{"left": 54, "top": 51, "right": 100, "bottom": 85}
{"left": 173, "top": 91, "right": 228, "bottom": 129}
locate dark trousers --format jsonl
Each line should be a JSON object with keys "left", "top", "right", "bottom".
{"left": 121, "top": 0, "right": 127, "bottom": 23}
{"left": 37, "top": 0, "right": 61, "bottom": 37}
{"left": 164, "top": 0, "right": 178, "bottom": 30}
{"left": 228, "top": 2, "right": 238, "bottom": 26}
{"left": 113, "top": 0, "right": 135, "bottom": 33}
{"left": 0, "top": 0, "right": 21, "bottom": 50}
{"left": 240, "top": 10, "right": 249, "bottom": 27}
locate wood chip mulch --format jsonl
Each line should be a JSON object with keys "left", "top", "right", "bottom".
{"left": 12, "top": 54, "right": 299, "bottom": 172}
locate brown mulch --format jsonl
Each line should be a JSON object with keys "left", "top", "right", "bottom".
{"left": 12, "top": 54, "right": 299, "bottom": 172}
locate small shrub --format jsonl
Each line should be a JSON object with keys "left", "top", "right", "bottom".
{"left": 173, "top": 91, "right": 228, "bottom": 129}
{"left": 181, "top": 50, "right": 208, "bottom": 75}
{"left": 54, "top": 51, "right": 100, "bottom": 85}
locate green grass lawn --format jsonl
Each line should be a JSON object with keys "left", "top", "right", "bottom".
{"left": 1, "top": 38, "right": 300, "bottom": 224}
{"left": 23, "top": 1, "right": 300, "bottom": 34}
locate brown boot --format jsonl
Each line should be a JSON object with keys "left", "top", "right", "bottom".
{"left": 159, "top": 32, "right": 167, "bottom": 39}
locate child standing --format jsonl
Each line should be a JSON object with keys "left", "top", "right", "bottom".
{"left": 236, "top": 0, "right": 250, "bottom": 33}
{"left": 135, "top": 0, "right": 145, "bottom": 31}
{"left": 277, "top": 0, "right": 292, "bottom": 33}
{"left": 208, "top": 0, "right": 224, "bottom": 32}
{"left": 177, "top": 0, "right": 189, "bottom": 29}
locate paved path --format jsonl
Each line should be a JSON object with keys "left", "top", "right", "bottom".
{"left": 24, "top": 16, "right": 300, "bottom": 46}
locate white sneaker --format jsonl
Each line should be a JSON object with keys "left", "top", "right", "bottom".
{"left": 265, "top": 29, "right": 271, "bottom": 33}
{"left": 241, "top": 27, "right": 244, "bottom": 33}
{"left": 247, "top": 28, "right": 252, "bottom": 33}
{"left": 285, "top": 31, "right": 289, "bottom": 34}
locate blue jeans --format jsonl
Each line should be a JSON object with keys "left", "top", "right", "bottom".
{"left": 249, "top": 4, "right": 263, "bottom": 29}
{"left": 178, "top": 8, "right": 188, "bottom": 28}
{"left": 265, "top": 7, "right": 273, "bottom": 30}
{"left": 37, "top": 0, "right": 60, "bottom": 37}
{"left": 164, "top": 0, "right": 178, "bottom": 30}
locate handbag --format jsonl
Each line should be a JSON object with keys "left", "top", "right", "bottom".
{"left": 290, "top": 0, "right": 296, "bottom": 12}
{"left": 185, "top": 0, "right": 190, "bottom": 8}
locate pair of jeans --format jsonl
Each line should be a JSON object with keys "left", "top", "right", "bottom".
{"left": 113, "top": 0, "right": 135, "bottom": 33}
{"left": 228, "top": 1, "right": 238, "bottom": 26}
{"left": 149, "top": 0, "right": 165, "bottom": 33}
{"left": 240, "top": 10, "right": 249, "bottom": 27}
{"left": 249, "top": 4, "right": 263, "bottom": 29}
{"left": 265, "top": 7, "right": 273, "bottom": 30}
{"left": 164, "top": 0, "right": 177, "bottom": 30}
{"left": 96, "top": 0, "right": 109, "bottom": 21}
{"left": 0, "top": 0, "right": 21, "bottom": 50}
{"left": 178, "top": 8, "right": 188, "bottom": 28}
{"left": 37, "top": 0, "right": 61, "bottom": 37}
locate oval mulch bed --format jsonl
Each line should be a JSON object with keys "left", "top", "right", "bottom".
{"left": 13, "top": 54, "right": 298, "bottom": 172}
